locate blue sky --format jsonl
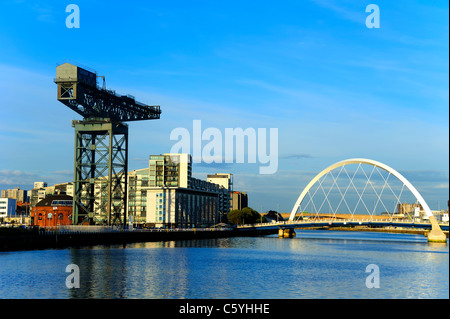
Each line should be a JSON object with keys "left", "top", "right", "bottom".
{"left": 0, "top": 0, "right": 448, "bottom": 212}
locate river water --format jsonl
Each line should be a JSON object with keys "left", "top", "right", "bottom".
{"left": 0, "top": 230, "right": 448, "bottom": 299}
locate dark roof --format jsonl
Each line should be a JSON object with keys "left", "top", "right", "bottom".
{"left": 36, "top": 194, "right": 73, "bottom": 207}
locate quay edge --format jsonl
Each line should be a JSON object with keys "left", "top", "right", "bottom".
{"left": 0, "top": 227, "right": 277, "bottom": 252}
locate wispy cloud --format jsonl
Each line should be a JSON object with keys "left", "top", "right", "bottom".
{"left": 0, "top": 169, "right": 73, "bottom": 190}
{"left": 309, "top": 0, "right": 365, "bottom": 24}
{"left": 433, "top": 183, "right": 449, "bottom": 190}
{"left": 0, "top": 169, "right": 39, "bottom": 187}
{"left": 345, "top": 58, "right": 414, "bottom": 73}
{"left": 398, "top": 170, "right": 449, "bottom": 183}
{"left": 193, "top": 161, "right": 234, "bottom": 170}
{"left": 281, "top": 154, "right": 314, "bottom": 160}
{"left": 236, "top": 78, "right": 337, "bottom": 112}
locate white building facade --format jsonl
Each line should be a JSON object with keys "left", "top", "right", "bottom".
{"left": 0, "top": 198, "right": 16, "bottom": 219}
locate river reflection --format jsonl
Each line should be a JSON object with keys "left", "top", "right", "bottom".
{"left": 0, "top": 231, "right": 448, "bottom": 299}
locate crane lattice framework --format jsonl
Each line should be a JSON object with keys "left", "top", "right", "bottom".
{"left": 55, "top": 63, "right": 161, "bottom": 225}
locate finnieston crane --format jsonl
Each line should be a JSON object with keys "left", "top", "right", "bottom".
{"left": 55, "top": 63, "right": 161, "bottom": 226}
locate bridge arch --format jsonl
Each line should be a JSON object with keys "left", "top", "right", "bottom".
{"left": 289, "top": 158, "right": 435, "bottom": 222}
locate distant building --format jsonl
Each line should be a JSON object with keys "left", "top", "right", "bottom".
{"left": 0, "top": 198, "right": 16, "bottom": 219}
{"left": 442, "top": 212, "right": 449, "bottom": 223}
{"left": 207, "top": 173, "right": 233, "bottom": 190}
{"left": 206, "top": 173, "right": 249, "bottom": 212}
{"left": 29, "top": 188, "right": 47, "bottom": 207}
{"left": 230, "top": 191, "right": 248, "bottom": 211}
{"left": 15, "top": 201, "right": 30, "bottom": 218}
{"left": 397, "top": 202, "right": 450, "bottom": 223}
{"left": 1, "top": 187, "right": 27, "bottom": 203}
{"left": 31, "top": 194, "right": 73, "bottom": 227}
{"left": 397, "top": 202, "right": 422, "bottom": 216}
{"left": 52, "top": 182, "right": 74, "bottom": 197}
{"left": 29, "top": 182, "right": 73, "bottom": 207}
{"left": 34, "top": 182, "right": 47, "bottom": 189}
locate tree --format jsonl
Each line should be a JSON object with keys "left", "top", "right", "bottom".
{"left": 227, "top": 209, "right": 242, "bottom": 225}
{"left": 227, "top": 207, "right": 266, "bottom": 225}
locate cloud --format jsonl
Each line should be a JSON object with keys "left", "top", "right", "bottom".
{"left": 281, "top": 154, "right": 314, "bottom": 160}
{"left": 236, "top": 78, "right": 335, "bottom": 111}
{"left": 25, "top": 2, "right": 58, "bottom": 23}
{"left": 0, "top": 170, "right": 39, "bottom": 188}
{"left": 130, "top": 157, "right": 150, "bottom": 164}
{"left": 433, "top": 183, "right": 449, "bottom": 190}
{"left": 398, "top": 170, "right": 449, "bottom": 183}
{"left": 309, "top": 0, "right": 365, "bottom": 24}
{"left": 50, "top": 170, "right": 73, "bottom": 178}
{"left": 193, "top": 162, "right": 234, "bottom": 170}
{"left": 0, "top": 169, "right": 73, "bottom": 191}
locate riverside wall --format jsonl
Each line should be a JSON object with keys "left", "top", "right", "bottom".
{"left": 0, "top": 227, "right": 277, "bottom": 252}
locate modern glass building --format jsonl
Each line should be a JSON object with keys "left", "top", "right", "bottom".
{"left": 127, "top": 154, "right": 230, "bottom": 228}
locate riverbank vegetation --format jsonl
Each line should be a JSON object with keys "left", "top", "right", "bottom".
{"left": 227, "top": 207, "right": 266, "bottom": 225}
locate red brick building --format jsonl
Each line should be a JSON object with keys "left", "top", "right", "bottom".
{"left": 31, "top": 194, "right": 73, "bottom": 227}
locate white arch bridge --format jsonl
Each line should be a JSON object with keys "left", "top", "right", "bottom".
{"left": 238, "top": 158, "right": 448, "bottom": 243}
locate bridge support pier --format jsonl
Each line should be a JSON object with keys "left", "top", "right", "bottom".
{"left": 427, "top": 216, "right": 447, "bottom": 243}
{"left": 279, "top": 228, "right": 296, "bottom": 238}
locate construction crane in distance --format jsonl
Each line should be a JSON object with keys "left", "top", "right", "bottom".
{"left": 55, "top": 62, "right": 161, "bottom": 226}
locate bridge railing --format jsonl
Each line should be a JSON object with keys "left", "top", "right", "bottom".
{"left": 237, "top": 218, "right": 446, "bottom": 229}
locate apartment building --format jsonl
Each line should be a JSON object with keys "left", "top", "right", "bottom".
{"left": 1, "top": 187, "right": 27, "bottom": 203}
{"left": 128, "top": 154, "right": 230, "bottom": 228}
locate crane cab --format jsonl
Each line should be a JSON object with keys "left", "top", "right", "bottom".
{"left": 55, "top": 62, "right": 97, "bottom": 100}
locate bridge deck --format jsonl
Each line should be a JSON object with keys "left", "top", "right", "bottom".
{"left": 238, "top": 219, "right": 449, "bottom": 231}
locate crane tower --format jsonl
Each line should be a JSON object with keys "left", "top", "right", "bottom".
{"left": 55, "top": 63, "right": 161, "bottom": 225}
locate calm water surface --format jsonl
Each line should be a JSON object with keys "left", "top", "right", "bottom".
{"left": 0, "top": 230, "right": 448, "bottom": 299}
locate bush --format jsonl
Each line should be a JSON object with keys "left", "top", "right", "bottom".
{"left": 227, "top": 207, "right": 266, "bottom": 225}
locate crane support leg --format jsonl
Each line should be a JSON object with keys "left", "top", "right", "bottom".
{"left": 72, "top": 119, "right": 128, "bottom": 226}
